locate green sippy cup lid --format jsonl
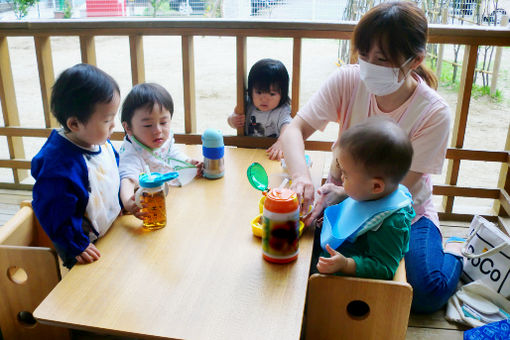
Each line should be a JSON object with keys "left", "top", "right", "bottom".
{"left": 247, "top": 162, "right": 268, "bottom": 192}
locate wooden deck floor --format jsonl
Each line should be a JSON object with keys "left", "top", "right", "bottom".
{"left": 0, "top": 189, "right": 469, "bottom": 339}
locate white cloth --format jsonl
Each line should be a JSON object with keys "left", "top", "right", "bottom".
{"left": 119, "top": 132, "right": 189, "bottom": 183}
{"left": 298, "top": 64, "right": 451, "bottom": 227}
{"left": 446, "top": 280, "right": 510, "bottom": 328}
{"left": 244, "top": 102, "right": 292, "bottom": 137}
{"left": 58, "top": 130, "right": 121, "bottom": 240}
{"left": 83, "top": 142, "right": 122, "bottom": 239}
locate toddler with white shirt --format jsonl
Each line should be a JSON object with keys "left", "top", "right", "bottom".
{"left": 119, "top": 83, "right": 202, "bottom": 217}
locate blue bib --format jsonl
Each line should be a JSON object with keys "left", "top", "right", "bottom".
{"left": 320, "top": 185, "right": 413, "bottom": 250}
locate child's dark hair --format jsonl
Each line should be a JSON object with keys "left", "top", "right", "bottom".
{"left": 247, "top": 58, "right": 290, "bottom": 108}
{"left": 121, "top": 83, "right": 174, "bottom": 127}
{"left": 51, "top": 63, "right": 120, "bottom": 131}
{"left": 338, "top": 117, "right": 413, "bottom": 185}
{"left": 353, "top": 1, "right": 437, "bottom": 90}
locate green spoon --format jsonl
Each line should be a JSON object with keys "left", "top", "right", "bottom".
{"left": 247, "top": 162, "right": 269, "bottom": 192}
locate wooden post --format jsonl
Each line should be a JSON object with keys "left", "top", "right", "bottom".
{"left": 79, "top": 35, "right": 96, "bottom": 65}
{"left": 291, "top": 37, "right": 302, "bottom": 117}
{"left": 0, "top": 37, "right": 27, "bottom": 183}
{"left": 34, "top": 36, "right": 58, "bottom": 128}
{"left": 494, "top": 122, "right": 510, "bottom": 216}
{"left": 436, "top": 9, "right": 448, "bottom": 80}
{"left": 490, "top": 15, "right": 509, "bottom": 95}
{"left": 181, "top": 35, "right": 196, "bottom": 134}
{"left": 129, "top": 35, "right": 145, "bottom": 86}
{"left": 443, "top": 44, "right": 478, "bottom": 213}
{"left": 235, "top": 36, "right": 246, "bottom": 136}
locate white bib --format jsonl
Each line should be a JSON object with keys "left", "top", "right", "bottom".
{"left": 84, "top": 142, "right": 121, "bottom": 239}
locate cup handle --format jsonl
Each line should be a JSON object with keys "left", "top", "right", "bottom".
{"left": 135, "top": 187, "right": 143, "bottom": 208}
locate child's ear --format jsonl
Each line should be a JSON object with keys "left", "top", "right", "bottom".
{"left": 122, "top": 121, "right": 132, "bottom": 135}
{"left": 66, "top": 117, "right": 80, "bottom": 132}
{"left": 371, "top": 178, "right": 385, "bottom": 194}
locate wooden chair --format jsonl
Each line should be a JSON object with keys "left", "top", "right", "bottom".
{"left": 305, "top": 259, "right": 412, "bottom": 340}
{"left": 0, "top": 201, "right": 70, "bottom": 340}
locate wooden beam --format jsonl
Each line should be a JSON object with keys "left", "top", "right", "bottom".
{"left": 0, "top": 37, "right": 26, "bottom": 183}
{"left": 0, "top": 127, "right": 52, "bottom": 138}
{"left": 291, "top": 37, "right": 301, "bottom": 117}
{"left": 0, "top": 183, "right": 34, "bottom": 191}
{"left": 0, "top": 21, "right": 509, "bottom": 46}
{"left": 0, "top": 159, "right": 31, "bottom": 169}
{"left": 129, "top": 35, "right": 145, "bottom": 86}
{"left": 443, "top": 44, "right": 478, "bottom": 213}
{"left": 433, "top": 185, "right": 500, "bottom": 199}
{"left": 235, "top": 36, "right": 246, "bottom": 136}
{"left": 171, "top": 134, "right": 333, "bottom": 151}
{"left": 446, "top": 148, "right": 509, "bottom": 162}
{"left": 34, "top": 36, "right": 58, "bottom": 128}
{"left": 181, "top": 35, "right": 196, "bottom": 134}
{"left": 438, "top": 212, "right": 498, "bottom": 223}
{"left": 79, "top": 35, "right": 96, "bottom": 65}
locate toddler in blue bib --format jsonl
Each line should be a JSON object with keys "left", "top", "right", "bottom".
{"left": 315, "top": 117, "right": 415, "bottom": 280}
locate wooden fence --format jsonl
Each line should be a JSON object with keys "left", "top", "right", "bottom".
{"left": 0, "top": 19, "right": 509, "bottom": 223}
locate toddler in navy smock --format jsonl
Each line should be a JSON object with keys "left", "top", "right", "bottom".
{"left": 31, "top": 64, "right": 122, "bottom": 269}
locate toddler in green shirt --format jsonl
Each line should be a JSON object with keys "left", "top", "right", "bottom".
{"left": 315, "top": 116, "right": 415, "bottom": 279}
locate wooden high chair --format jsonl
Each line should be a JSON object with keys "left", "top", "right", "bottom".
{"left": 0, "top": 201, "right": 70, "bottom": 340}
{"left": 305, "top": 259, "right": 412, "bottom": 340}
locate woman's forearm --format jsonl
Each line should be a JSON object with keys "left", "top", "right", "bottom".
{"left": 281, "top": 117, "right": 315, "bottom": 181}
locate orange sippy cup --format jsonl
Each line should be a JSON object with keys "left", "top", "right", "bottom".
{"left": 261, "top": 188, "right": 300, "bottom": 263}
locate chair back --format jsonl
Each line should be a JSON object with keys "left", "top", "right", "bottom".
{"left": 0, "top": 202, "right": 70, "bottom": 340}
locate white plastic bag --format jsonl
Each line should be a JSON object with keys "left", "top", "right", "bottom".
{"left": 461, "top": 215, "right": 510, "bottom": 298}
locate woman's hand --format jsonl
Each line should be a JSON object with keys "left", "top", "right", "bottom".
{"left": 304, "top": 183, "right": 347, "bottom": 226}
{"left": 75, "top": 243, "right": 101, "bottom": 264}
{"left": 290, "top": 174, "right": 316, "bottom": 216}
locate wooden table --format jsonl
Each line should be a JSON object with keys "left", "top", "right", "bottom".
{"left": 34, "top": 146, "right": 326, "bottom": 340}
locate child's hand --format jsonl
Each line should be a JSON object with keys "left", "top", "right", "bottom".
{"left": 188, "top": 158, "right": 203, "bottom": 177}
{"left": 304, "top": 183, "right": 347, "bottom": 226}
{"left": 75, "top": 243, "right": 101, "bottom": 264}
{"left": 124, "top": 194, "right": 140, "bottom": 214}
{"left": 124, "top": 194, "right": 147, "bottom": 221}
{"left": 317, "top": 244, "right": 347, "bottom": 274}
{"left": 228, "top": 113, "right": 245, "bottom": 129}
{"left": 266, "top": 139, "right": 284, "bottom": 160}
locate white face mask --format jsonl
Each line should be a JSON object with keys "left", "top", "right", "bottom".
{"left": 358, "top": 57, "right": 413, "bottom": 96}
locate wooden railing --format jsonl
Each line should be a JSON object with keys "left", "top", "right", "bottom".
{"left": 0, "top": 19, "right": 509, "bottom": 222}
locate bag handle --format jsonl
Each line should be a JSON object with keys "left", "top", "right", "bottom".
{"left": 461, "top": 218, "right": 510, "bottom": 259}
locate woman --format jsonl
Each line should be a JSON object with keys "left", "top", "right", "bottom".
{"left": 281, "top": 1, "right": 462, "bottom": 313}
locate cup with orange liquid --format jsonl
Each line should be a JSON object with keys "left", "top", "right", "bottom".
{"left": 135, "top": 172, "right": 179, "bottom": 230}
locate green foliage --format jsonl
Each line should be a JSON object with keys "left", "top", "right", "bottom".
{"left": 427, "top": 58, "right": 502, "bottom": 102}
{"left": 149, "top": 0, "right": 164, "bottom": 17}
{"left": 472, "top": 84, "right": 502, "bottom": 102}
{"left": 143, "top": 2, "right": 176, "bottom": 16}
{"left": 10, "top": 0, "right": 39, "bottom": 19}
{"left": 63, "top": 0, "right": 72, "bottom": 19}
